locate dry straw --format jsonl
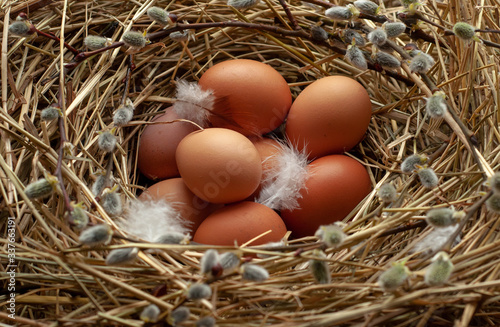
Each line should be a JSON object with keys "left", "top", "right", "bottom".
{"left": 2, "top": 0, "right": 500, "bottom": 326}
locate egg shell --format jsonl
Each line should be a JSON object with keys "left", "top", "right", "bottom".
{"left": 280, "top": 154, "right": 371, "bottom": 238}
{"left": 138, "top": 108, "right": 198, "bottom": 180}
{"left": 199, "top": 59, "right": 292, "bottom": 136}
{"left": 250, "top": 137, "right": 282, "bottom": 173}
{"left": 246, "top": 137, "right": 283, "bottom": 199}
{"left": 175, "top": 128, "right": 262, "bottom": 204}
{"left": 193, "top": 201, "right": 287, "bottom": 246}
{"left": 285, "top": 76, "right": 372, "bottom": 160}
{"left": 139, "top": 178, "right": 222, "bottom": 233}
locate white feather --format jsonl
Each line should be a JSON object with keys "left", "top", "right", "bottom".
{"left": 411, "top": 224, "right": 460, "bottom": 254}
{"left": 256, "top": 140, "right": 309, "bottom": 211}
{"left": 118, "top": 198, "right": 189, "bottom": 242}
{"left": 173, "top": 80, "right": 214, "bottom": 127}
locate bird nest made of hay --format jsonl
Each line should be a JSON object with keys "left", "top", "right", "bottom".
{"left": 2, "top": 0, "right": 500, "bottom": 326}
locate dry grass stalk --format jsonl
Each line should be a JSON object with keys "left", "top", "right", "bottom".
{"left": 1, "top": 0, "right": 500, "bottom": 326}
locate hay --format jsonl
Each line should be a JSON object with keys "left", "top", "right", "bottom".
{"left": 1, "top": 0, "right": 500, "bottom": 326}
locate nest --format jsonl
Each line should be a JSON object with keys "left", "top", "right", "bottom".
{"left": 2, "top": 0, "right": 500, "bottom": 326}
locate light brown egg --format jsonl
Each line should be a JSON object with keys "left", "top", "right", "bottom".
{"left": 250, "top": 137, "right": 282, "bottom": 173}
{"left": 175, "top": 128, "right": 262, "bottom": 204}
{"left": 139, "top": 178, "right": 222, "bottom": 233}
{"left": 280, "top": 154, "right": 372, "bottom": 238}
{"left": 138, "top": 108, "right": 198, "bottom": 180}
{"left": 199, "top": 59, "right": 292, "bottom": 136}
{"left": 285, "top": 76, "right": 372, "bottom": 160}
{"left": 193, "top": 201, "right": 287, "bottom": 246}
{"left": 247, "top": 137, "right": 283, "bottom": 199}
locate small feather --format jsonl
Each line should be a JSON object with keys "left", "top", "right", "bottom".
{"left": 256, "top": 140, "right": 309, "bottom": 211}
{"left": 412, "top": 224, "right": 460, "bottom": 254}
{"left": 118, "top": 198, "right": 189, "bottom": 242}
{"left": 173, "top": 80, "right": 214, "bottom": 127}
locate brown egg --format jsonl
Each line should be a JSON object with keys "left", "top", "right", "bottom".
{"left": 285, "top": 76, "right": 372, "bottom": 160}
{"left": 246, "top": 137, "right": 283, "bottom": 200}
{"left": 176, "top": 128, "right": 262, "bottom": 204}
{"left": 250, "top": 137, "right": 282, "bottom": 173}
{"left": 280, "top": 155, "right": 372, "bottom": 238}
{"left": 199, "top": 59, "right": 292, "bottom": 136}
{"left": 138, "top": 108, "right": 198, "bottom": 180}
{"left": 193, "top": 201, "right": 287, "bottom": 246}
{"left": 139, "top": 178, "right": 221, "bottom": 233}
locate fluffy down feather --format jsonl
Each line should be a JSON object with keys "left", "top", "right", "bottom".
{"left": 119, "top": 198, "right": 189, "bottom": 242}
{"left": 412, "top": 224, "right": 460, "bottom": 254}
{"left": 256, "top": 140, "right": 309, "bottom": 211}
{"left": 173, "top": 80, "right": 214, "bottom": 127}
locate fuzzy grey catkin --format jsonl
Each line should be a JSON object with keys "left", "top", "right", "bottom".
{"left": 67, "top": 205, "right": 89, "bottom": 230}
{"left": 374, "top": 52, "right": 401, "bottom": 70}
{"left": 409, "top": 53, "right": 434, "bottom": 73}
{"left": 101, "top": 190, "right": 122, "bottom": 216}
{"left": 486, "top": 193, "right": 500, "bottom": 214}
{"left": 401, "top": 154, "right": 427, "bottom": 174}
{"left": 79, "top": 224, "right": 112, "bottom": 246}
{"left": 227, "top": 0, "right": 260, "bottom": 9}
{"left": 309, "top": 250, "right": 331, "bottom": 284}
{"left": 140, "top": 304, "right": 161, "bottom": 323}
{"left": 241, "top": 264, "right": 269, "bottom": 282}
{"left": 9, "top": 21, "right": 32, "bottom": 36}
{"left": 155, "top": 231, "right": 190, "bottom": 244}
{"left": 400, "top": 0, "right": 419, "bottom": 7}
{"left": 105, "top": 247, "right": 139, "bottom": 265}
{"left": 147, "top": 7, "right": 172, "bottom": 26}
{"left": 378, "top": 262, "right": 410, "bottom": 292}
{"left": 489, "top": 172, "right": 500, "bottom": 194}
{"left": 41, "top": 107, "right": 61, "bottom": 121}
{"left": 342, "top": 29, "right": 366, "bottom": 47}
{"left": 375, "top": 41, "right": 394, "bottom": 53}
{"left": 384, "top": 22, "right": 406, "bottom": 38}
{"left": 417, "top": 167, "right": 439, "bottom": 189}
{"left": 200, "top": 249, "right": 220, "bottom": 275}
{"left": 425, "top": 208, "right": 456, "bottom": 227}
{"left": 310, "top": 25, "right": 329, "bottom": 42}
{"left": 315, "top": 224, "right": 346, "bottom": 248}
{"left": 219, "top": 252, "right": 240, "bottom": 272}
{"left": 345, "top": 44, "right": 368, "bottom": 70}
{"left": 325, "top": 6, "right": 353, "bottom": 21}
{"left": 113, "top": 108, "right": 133, "bottom": 126}
{"left": 367, "top": 28, "right": 387, "bottom": 46}
{"left": 187, "top": 283, "right": 212, "bottom": 300}
{"left": 196, "top": 316, "right": 216, "bottom": 327}
{"left": 122, "top": 31, "right": 146, "bottom": 48}
{"left": 453, "top": 22, "right": 476, "bottom": 41}
{"left": 91, "top": 175, "right": 107, "bottom": 196}
{"left": 353, "top": 0, "right": 379, "bottom": 15}
{"left": 424, "top": 252, "right": 454, "bottom": 286}
{"left": 170, "top": 306, "right": 190, "bottom": 324}
{"left": 25, "top": 178, "right": 55, "bottom": 199}
{"left": 98, "top": 131, "right": 116, "bottom": 153}
{"left": 377, "top": 183, "right": 397, "bottom": 204}
{"left": 170, "top": 30, "right": 190, "bottom": 42}
{"left": 426, "top": 92, "right": 447, "bottom": 118}
{"left": 83, "top": 35, "right": 108, "bottom": 50}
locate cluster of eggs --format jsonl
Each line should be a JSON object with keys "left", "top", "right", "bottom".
{"left": 138, "top": 59, "right": 372, "bottom": 245}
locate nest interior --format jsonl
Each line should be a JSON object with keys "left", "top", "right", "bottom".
{"left": 1, "top": 0, "right": 500, "bottom": 326}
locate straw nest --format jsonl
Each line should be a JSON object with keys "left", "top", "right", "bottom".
{"left": 2, "top": 0, "right": 500, "bottom": 326}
